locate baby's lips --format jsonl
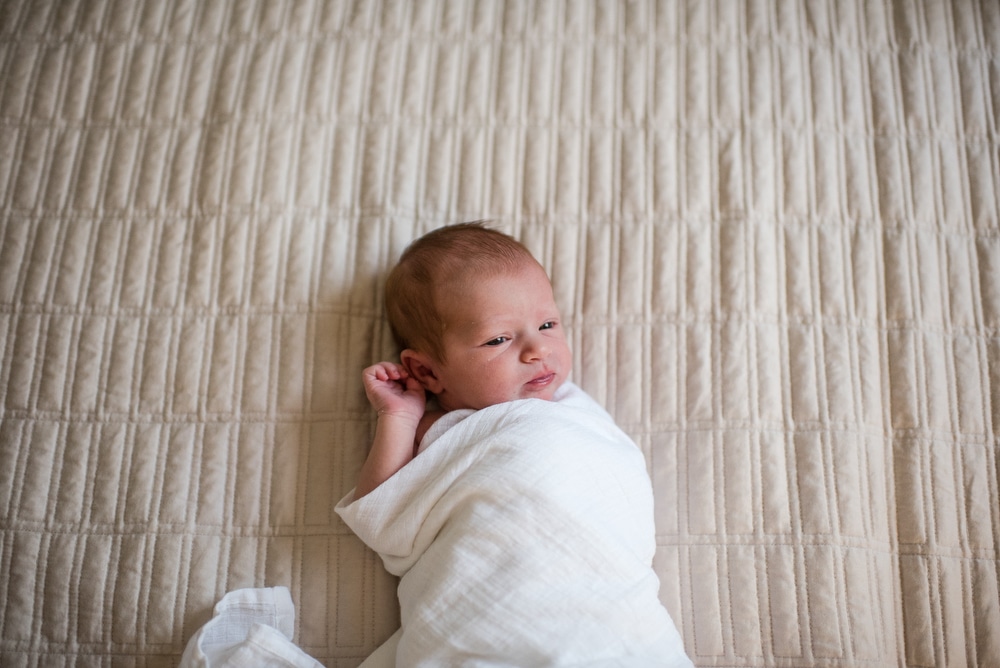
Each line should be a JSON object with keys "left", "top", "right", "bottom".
{"left": 527, "top": 371, "right": 556, "bottom": 386}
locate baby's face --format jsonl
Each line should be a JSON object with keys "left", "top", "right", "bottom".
{"left": 429, "top": 262, "right": 572, "bottom": 411}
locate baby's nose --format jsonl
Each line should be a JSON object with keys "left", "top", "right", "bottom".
{"left": 521, "top": 337, "right": 550, "bottom": 361}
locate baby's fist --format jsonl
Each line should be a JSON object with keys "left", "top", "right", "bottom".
{"left": 362, "top": 362, "right": 425, "bottom": 421}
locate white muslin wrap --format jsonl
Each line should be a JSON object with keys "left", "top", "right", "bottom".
{"left": 179, "top": 587, "right": 322, "bottom": 668}
{"left": 336, "top": 383, "right": 692, "bottom": 667}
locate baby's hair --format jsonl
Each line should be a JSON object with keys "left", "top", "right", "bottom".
{"left": 385, "top": 222, "right": 540, "bottom": 361}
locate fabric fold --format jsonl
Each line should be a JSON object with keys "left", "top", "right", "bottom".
{"left": 179, "top": 587, "right": 322, "bottom": 668}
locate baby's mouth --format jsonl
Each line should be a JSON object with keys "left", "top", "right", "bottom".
{"left": 527, "top": 372, "right": 556, "bottom": 387}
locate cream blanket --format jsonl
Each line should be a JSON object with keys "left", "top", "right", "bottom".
{"left": 336, "top": 383, "right": 692, "bottom": 666}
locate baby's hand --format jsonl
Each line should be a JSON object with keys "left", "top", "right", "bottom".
{"left": 362, "top": 362, "right": 426, "bottom": 423}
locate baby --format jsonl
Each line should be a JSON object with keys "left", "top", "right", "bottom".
{"left": 337, "top": 223, "right": 692, "bottom": 666}
{"left": 353, "top": 222, "right": 572, "bottom": 499}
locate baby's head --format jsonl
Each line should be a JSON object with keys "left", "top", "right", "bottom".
{"left": 385, "top": 222, "right": 571, "bottom": 411}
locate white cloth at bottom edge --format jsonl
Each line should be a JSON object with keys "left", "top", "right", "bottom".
{"left": 179, "top": 587, "right": 323, "bottom": 668}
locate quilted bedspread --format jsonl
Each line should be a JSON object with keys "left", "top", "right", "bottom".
{"left": 1, "top": 1, "right": 998, "bottom": 666}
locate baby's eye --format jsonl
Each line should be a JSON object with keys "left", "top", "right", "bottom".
{"left": 484, "top": 336, "right": 509, "bottom": 346}
{"left": 539, "top": 321, "right": 557, "bottom": 331}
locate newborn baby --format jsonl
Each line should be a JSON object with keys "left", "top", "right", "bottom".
{"left": 337, "top": 223, "right": 692, "bottom": 667}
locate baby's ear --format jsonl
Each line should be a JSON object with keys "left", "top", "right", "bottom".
{"left": 400, "top": 349, "right": 443, "bottom": 394}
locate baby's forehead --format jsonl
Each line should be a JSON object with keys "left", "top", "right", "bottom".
{"left": 436, "top": 266, "right": 555, "bottom": 317}
{"left": 437, "top": 267, "right": 552, "bottom": 303}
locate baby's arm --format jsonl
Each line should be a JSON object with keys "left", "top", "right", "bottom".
{"left": 354, "top": 362, "right": 426, "bottom": 499}
{"left": 415, "top": 408, "right": 446, "bottom": 446}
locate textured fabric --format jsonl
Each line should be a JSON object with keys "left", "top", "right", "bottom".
{"left": 336, "top": 383, "right": 692, "bottom": 666}
{"left": 180, "top": 587, "right": 322, "bottom": 668}
{"left": 0, "top": 1, "right": 998, "bottom": 666}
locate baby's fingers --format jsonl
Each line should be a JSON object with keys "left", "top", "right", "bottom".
{"left": 402, "top": 374, "right": 424, "bottom": 394}
{"left": 364, "top": 362, "right": 409, "bottom": 385}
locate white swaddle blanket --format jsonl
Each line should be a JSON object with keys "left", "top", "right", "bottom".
{"left": 336, "top": 383, "right": 692, "bottom": 667}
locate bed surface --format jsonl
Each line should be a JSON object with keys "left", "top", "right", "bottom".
{"left": 1, "top": 1, "right": 998, "bottom": 666}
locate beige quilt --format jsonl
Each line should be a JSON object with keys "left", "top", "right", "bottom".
{"left": 1, "top": 1, "right": 998, "bottom": 666}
